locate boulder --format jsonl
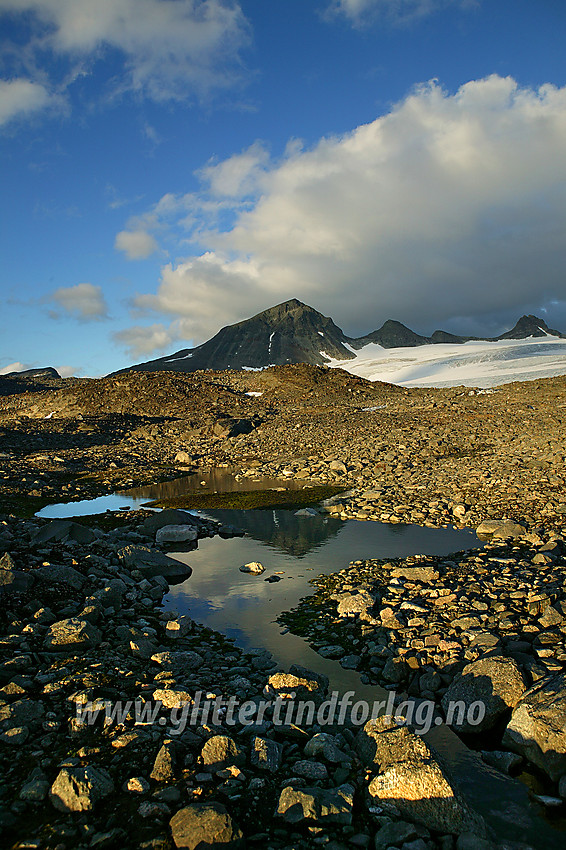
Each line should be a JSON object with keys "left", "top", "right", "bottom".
{"left": 151, "top": 650, "right": 203, "bottom": 673}
{"left": 44, "top": 618, "right": 102, "bottom": 653}
{"left": 264, "top": 672, "right": 325, "bottom": 706}
{"left": 151, "top": 742, "right": 177, "bottom": 782}
{"left": 476, "top": 519, "right": 527, "bottom": 540}
{"left": 200, "top": 735, "right": 244, "bottom": 772}
{"left": 156, "top": 525, "right": 198, "bottom": 545}
{"left": 441, "top": 656, "right": 527, "bottom": 733}
{"left": 503, "top": 673, "right": 566, "bottom": 781}
{"left": 118, "top": 545, "right": 192, "bottom": 582}
{"left": 0, "top": 698, "right": 45, "bottom": 728}
{"left": 143, "top": 509, "right": 200, "bottom": 534}
{"left": 34, "top": 564, "right": 85, "bottom": 591}
{"left": 169, "top": 803, "right": 243, "bottom": 849}
{"left": 50, "top": 766, "right": 113, "bottom": 812}
{"left": 276, "top": 783, "right": 354, "bottom": 824}
{"left": 250, "top": 736, "right": 282, "bottom": 772}
{"left": 32, "top": 520, "right": 96, "bottom": 545}
{"left": 239, "top": 561, "right": 265, "bottom": 574}
{"left": 357, "top": 717, "right": 488, "bottom": 836}
{"left": 336, "top": 589, "right": 375, "bottom": 617}
{"left": 390, "top": 565, "right": 440, "bottom": 582}
{"left": 213, "top": 418, "right": 254, "bottom": 439}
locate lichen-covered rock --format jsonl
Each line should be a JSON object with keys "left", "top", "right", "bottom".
{"left": 503, "top": 672, "right": 566, "bottom": 781}
{"left": 49, "top": 766, "right": 113, "bottom": 812}
{"left": 441, "top": 655, "right": 527, "bottom": 733}
{"left": 275, "top": 783, "right": 354, "bottom": 825}
{"left": 44, "top": 618, "right": 102, "bottom": 652}
{"left": 169, "top": 803, "right": 243, "bottom": 849}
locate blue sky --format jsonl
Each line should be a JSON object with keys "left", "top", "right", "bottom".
{"left": 1, "top": 0, "right": 566, "bottom": 376}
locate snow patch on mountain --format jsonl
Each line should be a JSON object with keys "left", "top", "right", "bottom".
{"left": 325, "top": 336, "right": 566, "bottom": 388}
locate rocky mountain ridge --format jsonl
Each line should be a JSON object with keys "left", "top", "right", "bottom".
{"left": 116, "top": 300, "right": 564, "bottom": 375}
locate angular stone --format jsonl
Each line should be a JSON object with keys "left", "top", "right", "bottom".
{"left": 357, "top": 718, "right": 487, "bottom": 836}
{"left": 32, "top": 520, "right": 96, "bottom": 545}
{"left": 336, "top": 589, "right": 375, "bottom": 616}
{"left": 165, "top": 616, "right": 193, "bottom": 639}
{"left": 503, "top": 672, "right": 566, "bottom": 781}
{"left": 250, "top": 736, "right": 282, "bottom": 772}
{"left": 275, "top": 783, "right": 354, "bottom": 825}
{"left": 390, "top": 566, "right": 440, "bottom": 582}
{"left": 118, "top": 545, "right": 192, "bottom": 582}
{"left": 50, "top": 766, "right": 113, "bottom": 812}
{"left": 151, "top": 650, "right": 203, "bottom": 672}
{"left": 34, "top": 564, "right": 85, "bottom": 591}
{"left": 44, "top": 618, "right": 102, "bottom": 652}
{"left": 156, "top": 525, "right": 198, "bottom": 544}
{"left": 170, "top": 803, "right": 243, "bottom": 849}
{"left": 476, "top": 520, "right": 526, "bottom": 540}
{"left": 143, "top": 510, "right": 199, "bottom": 534}
{"left": 441, "top": 656, "right": 526, "bottom": 733}
{"left": 151, "top": 742, "right": 176, "bottom": 782}
{"left": 264, "top": 672, "right": 325, "bottom": 706}
{"left": 239, "top": 561, "right": 265, "bottom": 574}
{"left": 201, "top": 735, "right": 243, "bottom": 772}
{"left": 0, "top": 699, "right": 45, "bottom": 728}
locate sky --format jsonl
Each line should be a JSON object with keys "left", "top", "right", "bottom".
{"left": 1, "top": 0, "right": 566, "bottom": 377}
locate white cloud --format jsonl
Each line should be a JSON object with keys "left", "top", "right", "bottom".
{"left": 115, "top": 229, "right": 158, "bottom": 260}
{"left": 0, "top": 361, "right": 33, "bottom": 375}
{"left": 0, "top": 78, "right": 56, "bottom": 126}
{"left": 50, "top": 282, "right": 109, "bottom": 321}
{"left": 0, "top": 0, "right": 250, "bottom": 104}
{"left": 198, "top": 141, "right": 270, "bottom": 198}
{"left": 328, "top": 0, "right": 473, "bottom": 25}
{"left": 112, "top": 323, "right": 177, "bottom": 358}
{"left": 55, "top": 365, "right": 78, "bottom": 377}
{"left": 121, "top": 75, "right": 566, "bottom": 351}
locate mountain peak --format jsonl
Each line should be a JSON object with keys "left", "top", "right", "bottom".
{"left": 497, "top": 314, "right": 564, "bottom": 340}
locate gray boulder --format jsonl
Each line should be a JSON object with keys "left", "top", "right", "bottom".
{"left": 441, "top": 656, "right": 527, "bottom": 733}
{"left": 169, "top": 803, "right": 243, "bottom": 849}
{"left": 32, "top": 520, "right": 96, "bottom": 545}
{"left": 143, "top": 509, "right": 200, "bottom": 534}
{"left": 50, "top": 766, "right": 113, "bottom": 812}
{"left": 503, "top": 673, "right": 566, "bottom": 781}
{"left": 118, "top": 545, "right": 192, "bottom": 582}
{"left": 44, "top": 618, "right": 102, "bottom": 652}
{"left": 34, "top": 563, "right": 85, "bottom": 591}
{"left": 156, "top": 524, "right": 198, "bottom": 545}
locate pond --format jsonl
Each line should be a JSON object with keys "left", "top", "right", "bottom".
{"left": 36, "top": 471, "right": 558, "bottom": 846}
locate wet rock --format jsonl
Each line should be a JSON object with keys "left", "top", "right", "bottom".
{"left": 275, "top": 782, "right": 354, "bottom": 825}
{"left": 169, "top": 803, "right": 243, "bottom": 849}
{"left": 503, "top": 672, "right": 566, "bottom": 781}
{"left": 441, "top": 656, "right": 527, "bottom": 733}
{"left": 49, "top": 766, "right": 114, "bottom": 812}
{"left": 44, "top": 618, "right": 102, "bottom": 652}
{"left": 239, "top": 561, "right": 265, "bottom": 574}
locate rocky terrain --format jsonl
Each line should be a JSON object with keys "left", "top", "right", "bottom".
{"left": 2, "top": 364, "right": 566, "bottom": 847}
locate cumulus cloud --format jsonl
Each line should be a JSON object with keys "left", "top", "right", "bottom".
{"left": 0, "top": 0, "right": 250, "bottom": 105}
{"left": 115, "top": 229, "right": 158, "bottom": 260}
{"left": 50, "top": 282, "right": 109, "bottom": 321}
{"left": 328, "top": 0, "right": 473, "bottom": 25}
{"left": 112, "top": 323, "right": 177, "bottom": 359}
{"left": 0, "top": 78, "right": 56, "bottom": 126}
{"left": 117, "top": 76, "right": 566, "bottom": 352}
{"left": 0, "top": 361, "right": 33, "bottom": 375}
